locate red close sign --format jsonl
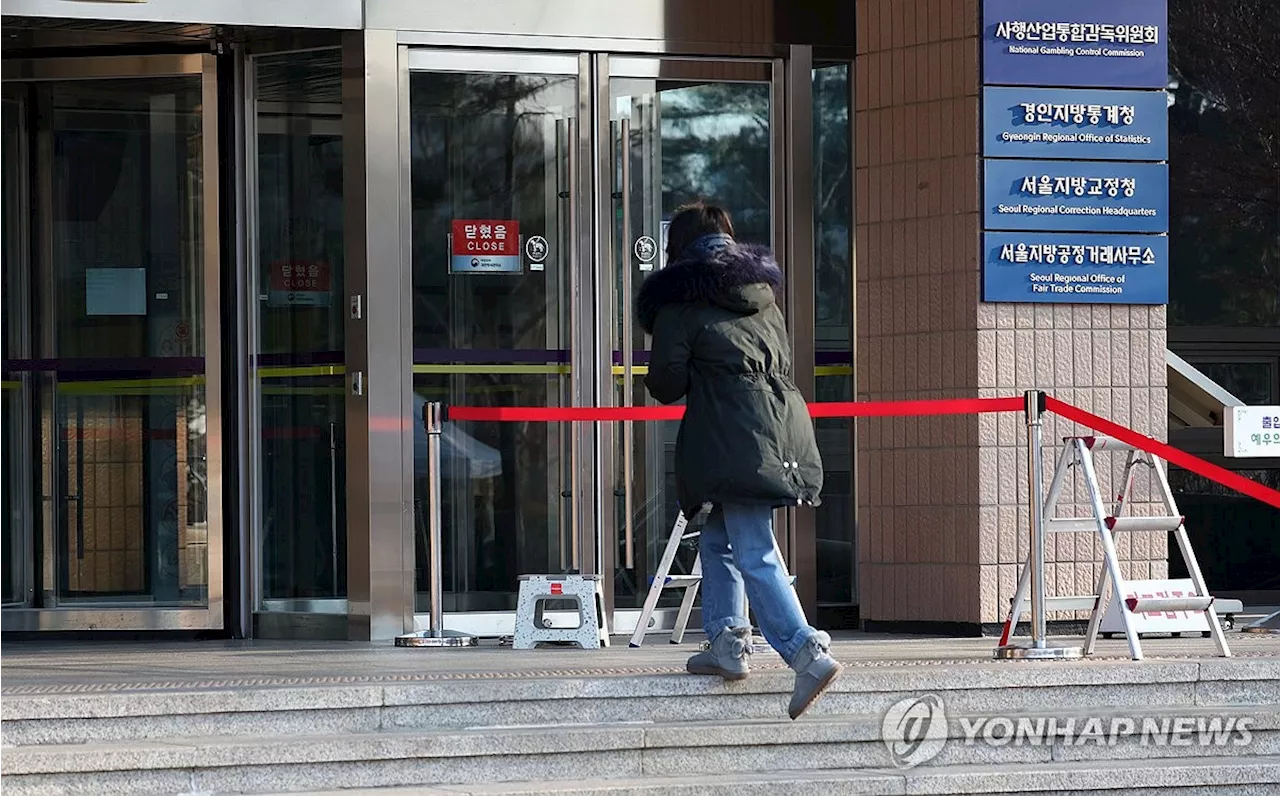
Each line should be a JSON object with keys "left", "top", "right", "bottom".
{"left": 450, "top": 219, "right": 522, "bottom": 274}
{"left": 269, "top": 260, "right": 331, "bottom": 293}
{"left": 268, "top": 260, "right": 332, "bottom": 306}
{"left": 451, "top": 220, "right": 519, "bottom": 256}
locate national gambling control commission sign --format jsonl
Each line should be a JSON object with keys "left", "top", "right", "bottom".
{"left": 982, "top": 0, "right": 1168, "bottom": 89}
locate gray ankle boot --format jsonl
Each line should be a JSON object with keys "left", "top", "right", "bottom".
{"left": 686, "top": 626, "right": 753, "bottom": 681}
{"left": 787, "top": 631, "right": 842, "bottom": 719}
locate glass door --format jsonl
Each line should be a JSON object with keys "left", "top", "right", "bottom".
{"left": 3, "top": 85, "right": 34, "bottom": 609}
{"left": 406, "top": 51, "right": 590, "bottom": 632}
{"left": 0, "top": 55, "right": 223, "bottom": 631}
{"left": 403, "top": 51, "right": 781, "bottom": 637}
{"left": 250, "top": 49, "right": 348, "bottom": 616}
{"left": 600, "top": 56, "right": 778, "bottom": 623}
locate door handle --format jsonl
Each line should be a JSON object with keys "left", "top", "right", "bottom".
{"left": 566, "top": 114, "right": 580, "bottom": 573}
{"left": 556, "top": 116, "right": 569, "bottom": 573}
{"left": 64, "top": 494, "right": 84, "bottom": 560}
{"left": 619, "top": 116, "right": 635, "bottom": 571}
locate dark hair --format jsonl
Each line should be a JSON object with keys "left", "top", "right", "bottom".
{"left": 665, "top": 202, "right": 735, "bottom": 261}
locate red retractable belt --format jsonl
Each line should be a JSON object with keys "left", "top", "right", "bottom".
{"left": 1046, "top": 397, "right": 1280, "bottom": 511}
{"left": 446, "top": 396, "right": 1024, "bottom": 423}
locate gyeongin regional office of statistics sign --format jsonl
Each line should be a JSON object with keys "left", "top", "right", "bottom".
{"left": 983, "top": 159, "right": 1168, "bottom": 234}
{"left": 982, "top": 87, "right": 1168, "bottom": 161}
{"left": 982, "top": 231, "right": 1168, "bottom": 304}
{"left": 982, "top": 0, "right": 1168, "bottom": 89}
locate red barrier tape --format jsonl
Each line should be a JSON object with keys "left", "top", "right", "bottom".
{"left": 446, "top": 396, "right": 1025, "bottom": 424}
{"left": 448, "top": 405, "right": 683, "bottom": 422}
{"left": 445, "top": 395, "right": 1279, "bottom": 510}
{"left": 807, "top": 397, "right": 1025, "bottom": 418}
{"left": 1046, "top": 397, "right": 1280, "bottom": 511}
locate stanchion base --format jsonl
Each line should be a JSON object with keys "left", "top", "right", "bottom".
{"left": 1242, "top": 610, "right": 1280, "bottom": 635}
{"left": 993, "top": 644, "right": 1084, "bottom": 660}
{"left": 395, "top": 630, "right": 479, "bottom": 648}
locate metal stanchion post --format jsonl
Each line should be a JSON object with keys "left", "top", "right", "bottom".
{"left": 397, "top": 402, "right": 477, "bottom": 648}
{"left": 1028, "top": 390, "right": 1047, "bottom": 649}
{"left": 995, "top": 390, "right": 1082, "bottom": 660}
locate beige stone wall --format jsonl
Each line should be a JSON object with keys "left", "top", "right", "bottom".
{"left": 854, "top": 0, "right": 1168, "bottom": 628}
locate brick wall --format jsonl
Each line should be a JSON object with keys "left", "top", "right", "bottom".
{"left": 854, "top": 0, "right": 1168, "bottom": 629}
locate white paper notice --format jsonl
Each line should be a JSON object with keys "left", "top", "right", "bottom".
{"left": 85, "top": 268, "right": 147, "bottom": 316}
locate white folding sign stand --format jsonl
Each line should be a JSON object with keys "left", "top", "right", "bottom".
{"left": 1000, "top": 435, "right": 1231, "bottom": 661}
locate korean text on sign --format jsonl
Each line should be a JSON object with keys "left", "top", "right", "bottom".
{"left": 994, "top": 21, "right": 1160, "bottom": 44}
{"left": 459, "top": 222, "right": 512, "bottom": 251}
{"left": 279, "top": 262, "right": 326, "bottom": 291}
{"left": 1020, "top": 175, "right": 1137, "bottom": 198}
{"left": 1020, "top": 103, "right": 1136, "bottom": 126}
{"left": 998, "top": 243, "right": 1157, "bottom": 266}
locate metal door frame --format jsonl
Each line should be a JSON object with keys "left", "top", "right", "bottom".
{"left": 402, "top": 49, "right": 597, "bottom": 637}
{"left": 0, "top": 54, "right": 225, "bottom": 631}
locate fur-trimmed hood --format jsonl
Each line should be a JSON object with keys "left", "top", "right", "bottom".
{"left": 636, "top": 241, "right": 783, "bottom": 334}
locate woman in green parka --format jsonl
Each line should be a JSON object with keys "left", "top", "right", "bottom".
{"left": 637, "top": 203, "right": 842, "bottom": 720}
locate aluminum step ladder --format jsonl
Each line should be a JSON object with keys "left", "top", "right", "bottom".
{"left": 629, "top": 504, "right": 796, "bottom": 649}
{"left": 999, "top": 435, "right": 1231, "bottom": 661}
{"left": 629, "top": 504, "right": 709, "bottom": 648}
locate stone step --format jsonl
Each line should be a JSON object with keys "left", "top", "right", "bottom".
{"left": 272, "top": 756, "right": 1280, "bottom": 796}
{"left": 5, "top": 657, "right": 1277, "bottom": 746}
{"left": 3, "top": 705, "right": 1277, "bottom": 795}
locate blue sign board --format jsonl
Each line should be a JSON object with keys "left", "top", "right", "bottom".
{"left": 983, "top": 231, "right": 1168, "bottom": 304}
{"left": 982, "top": 0, "right": 1168, "bottom": 89}
{"left": 982, "top": 87, "right": 1167, "bottom": 161}
{"left": 984, "top": 159, "right": 1168, "bottom": 233}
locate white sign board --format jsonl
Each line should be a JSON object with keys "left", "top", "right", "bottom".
{"left": 85, "top": 268, "right": 147, "bottom": 316}
{"left": 1100, "top": 578, "right": 1210, "bottom": 637}
{"left": 1224, "top": 405, "right": 1280, "bottom": 458}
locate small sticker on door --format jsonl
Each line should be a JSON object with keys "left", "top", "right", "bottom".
{"left": 634, "top": 236, "right": 657, "bottom": 271}
{"left": 526, "top": 235, "right": 548, "bottom": 272}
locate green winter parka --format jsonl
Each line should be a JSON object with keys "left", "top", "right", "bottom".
{"left": 636, "top": 234, "right": 823, "bottom": 517}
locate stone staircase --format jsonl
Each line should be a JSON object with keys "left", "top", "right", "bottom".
{"left": 3, "top": 653, "right": 1279, "bottom": 795}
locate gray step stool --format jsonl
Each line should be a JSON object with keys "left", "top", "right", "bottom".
{"left": 513, "top": 574, "right": 610, "bottom": 650}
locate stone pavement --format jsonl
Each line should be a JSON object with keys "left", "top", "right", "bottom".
{"left": 3, "top": 631, "right": 1277, "bottom": 695}
{"left": 4, "top": 631, "right": 1279, "bottom": 794}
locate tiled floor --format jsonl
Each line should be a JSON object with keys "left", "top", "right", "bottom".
{"left": 2, "top": 631, "right": 1275, "bottom": 695}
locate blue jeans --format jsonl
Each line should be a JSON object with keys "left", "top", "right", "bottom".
{"left": 699, "top": 502, "right": 818, "bottom": 666}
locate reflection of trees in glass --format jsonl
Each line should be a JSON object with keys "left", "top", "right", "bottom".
{"left": 655, "top": 75, "right": 852, "bottom": 332}
{"left": 410, "top": 73, "right": 564, "bottom": 350}
{"left": 659, "top": 83, "right": 772, "bottom": 245}
{"left": 814, "top": 66, "right": 852, "bottom": 334}
{"left": 1168, "top": 0, "right": 1279, "bottom": 327}
{"left": 1196, "top": 361, "right": 1275, "bottom": 406}
{"left": 255, "top": 49, "right": 345, "bottom": 357}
